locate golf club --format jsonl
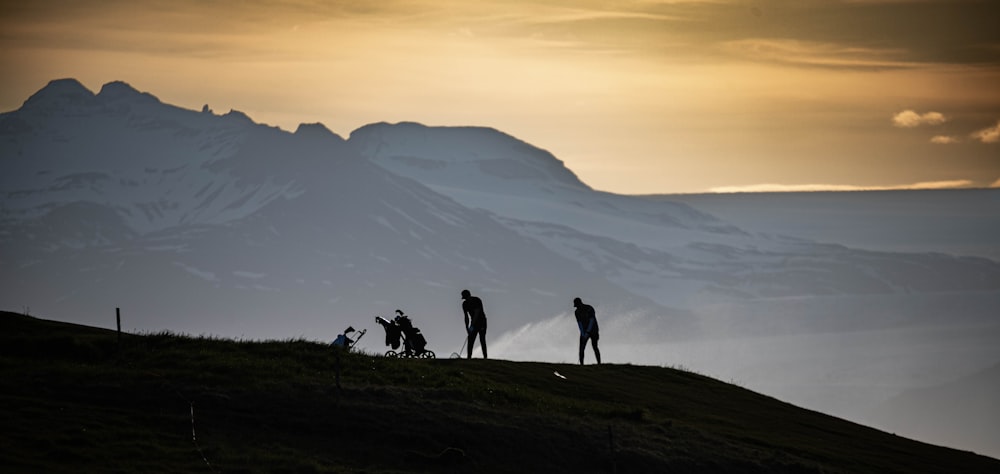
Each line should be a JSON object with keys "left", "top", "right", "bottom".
{"left": 450, "top": 335, "right": 468, "bottom": 359}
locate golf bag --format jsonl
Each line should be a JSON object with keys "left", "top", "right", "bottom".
{"left": 375, "top": 312, "right": 435, "bottom": 359}
{"left": 332, "top": 326, "right": 365, "bottom": 351}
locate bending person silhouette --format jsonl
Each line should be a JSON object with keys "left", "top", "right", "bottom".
{"left": 461, "top": 289, "right": 488, "bottom": 359}
{"left": 573, "top": 297, "right": 601, "bottom": 365}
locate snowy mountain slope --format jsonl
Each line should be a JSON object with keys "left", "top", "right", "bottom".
{"left": 0, "top": 79, "right": 315, "bottom": 234}
{"left": 348, "top": 121, "right": 1000, "bottom": 308}
{"left": 350, "top": 122, "right": 743, "bottom": 248}
{"left": 0, "top": 79, "right": 659, "bottom": 342}
{"left": 350, "top": 121, "right": 590, "bottom": 193}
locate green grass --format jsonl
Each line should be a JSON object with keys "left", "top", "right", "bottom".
{"left": 2, "top": 310, "right": 998, "bottom": 473}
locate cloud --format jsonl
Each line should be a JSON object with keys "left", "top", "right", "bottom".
{"left": 971, "top": 120, "right": 1000, "bottom": 144}
{"left": 707, "top": 180, "right": 975, "bottom": 193}
{"left": 930, "top": 135, "right": 960, "bottom": 144}
{"left": 892, "top": 110, "right": 947, "bottom": 128}
{"left": 721, "top": 38, "right": 914, "bottom": 70}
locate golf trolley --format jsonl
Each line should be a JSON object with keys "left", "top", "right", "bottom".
{"left": 332, "top": 326, "right": 366, "bottom": 351}
{"left": 375, "top": 310, "right": 435, "bottom": 359}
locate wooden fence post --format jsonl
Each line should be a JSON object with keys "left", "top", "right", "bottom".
{"left": 116, "top": 307, "right": 122, "bottom": 351}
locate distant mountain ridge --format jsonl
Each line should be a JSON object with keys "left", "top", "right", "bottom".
{"left": 350, "top": 120, "right": 740, "bottom": 239}
{"left": 346, "top": 120, "right": 1000, "bottom": 309}
{"left": 351, "top": 121, "right": 590, "bottom": 192}
{"left": 0, "top": 79, "right": 655, "bottom": 341}
{"left": 662, "top": 190, "right": 1000, "bottom": 262}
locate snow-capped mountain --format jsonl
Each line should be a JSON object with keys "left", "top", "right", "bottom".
{"left": 349, "top": 121, "right": 1000, "bottom": 322}
{"left": 0, "top": 79, "right": 658, "bottom": 343}
{"left": 2, "top": 79, "right": 314, "bottom": 234}
{"left": 4, "top": 79, "right": 999, "bottom": 340}
{"left": 350, "top": 121, "right": 743, "bottom": 245}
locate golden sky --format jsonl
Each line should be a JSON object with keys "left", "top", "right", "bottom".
{"left": 2, "top": 0, "right": 998, "bottom": 194}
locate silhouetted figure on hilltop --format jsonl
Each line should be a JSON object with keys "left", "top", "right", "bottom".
{"left": 461, "top": 289, "right": 488, "bottom": 359}
{"left": 574, "top": 297, "right": 601, "bottom": 365}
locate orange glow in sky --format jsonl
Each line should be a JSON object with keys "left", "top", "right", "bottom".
{"left": 1, "top": 0, "right": 998, "bottom": 194}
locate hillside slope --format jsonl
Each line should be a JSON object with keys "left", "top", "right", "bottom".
{"left": 2, "top": 311, "right": 997, "bottom": 473}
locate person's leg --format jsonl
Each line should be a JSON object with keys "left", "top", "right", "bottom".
{"left": 592, "top": 338, "right": 601, "bottom": 364}
{"left": 579, "top": 335, "right": 587, "bottom": 365}
{"left": 467, "top": 330, "right": 475, "bottom": 359}
{"left": 479, "top": 328, "right": 488, "bottom": 359}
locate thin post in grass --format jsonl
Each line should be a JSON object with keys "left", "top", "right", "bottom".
{"left": 116, "top": 307, "right": 122, "bottom": 349}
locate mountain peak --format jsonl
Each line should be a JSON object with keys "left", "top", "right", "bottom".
{"left": 96, "top": 81, "right": 161, "bottom": 104}
{"left": 349, "top": 121, "right": 506, "bottom": 142}
{"left": 222, "top": 109, "right": 253, "bottom": 123}
{"left": 294, "top": 122, "right": 344, "bottom": 142}
{"left": 348, "top": 121, "right": 591, "bottom": 191}
{"left": 21, "top": 78, "right": 95, "bottom": 110}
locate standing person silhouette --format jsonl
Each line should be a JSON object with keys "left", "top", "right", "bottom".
{"left": 461, "top": 289, "right": 488, "bottom": 359}
{"left": 574, "top": 297, "right": 601, "bottom": 365}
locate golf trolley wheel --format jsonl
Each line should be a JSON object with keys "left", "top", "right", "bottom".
{"left": 385, "top": 350, "right": 399, "bottom": 358}
{"left": 420, "top": 350, "right": 436, "bottom": 359}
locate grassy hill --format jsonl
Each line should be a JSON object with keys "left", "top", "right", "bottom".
{"left": 2, "top": 311, "right": 998, "bottom": 473}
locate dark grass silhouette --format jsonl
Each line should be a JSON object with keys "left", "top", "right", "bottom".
{"left": 2, "top": 310, "right": 998, "bottom": 473}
